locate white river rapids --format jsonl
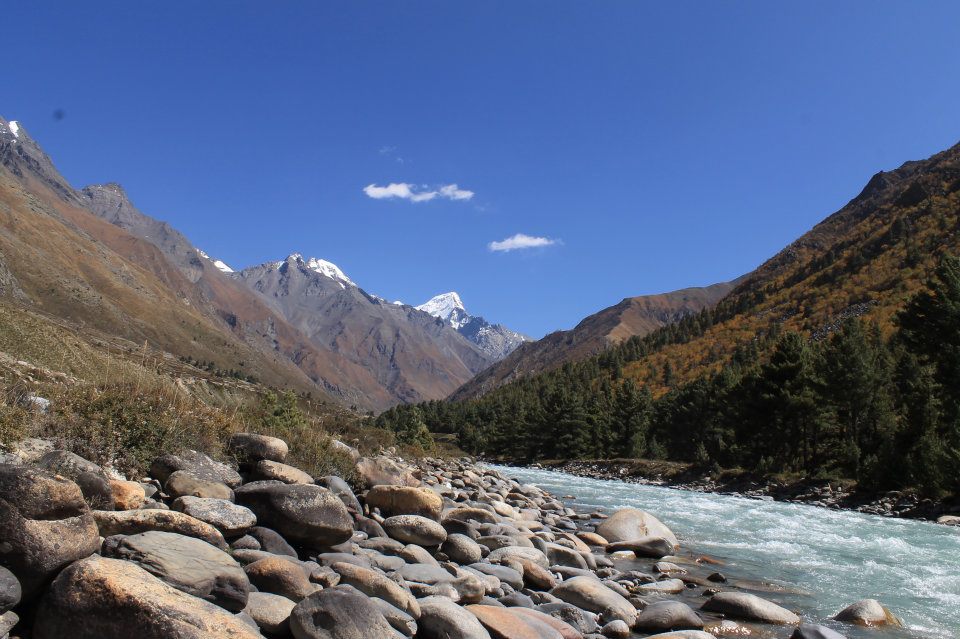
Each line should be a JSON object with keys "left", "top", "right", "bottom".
{"left": 490, "top": 464, "right": 959, "bottom": 639}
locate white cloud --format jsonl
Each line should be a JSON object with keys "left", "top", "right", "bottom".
{"left": 363, "top": 182, "right": 474, "bottom": 203}
{"left": 438, "top": 184, "right": 474, "bottom": 200}
{"left": 488, "top": 233, "right": 558, "bottom": 252}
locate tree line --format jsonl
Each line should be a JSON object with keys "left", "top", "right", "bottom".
{"left": 377, "top": 255, "right": 960, "bottom": 497}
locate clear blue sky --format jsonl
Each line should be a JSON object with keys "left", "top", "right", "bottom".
{"left": 5, "top": 2, "right": 960, "bottom": 337}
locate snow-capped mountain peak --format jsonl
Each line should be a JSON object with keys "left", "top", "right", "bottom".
{"left": 417, "top": 292, "right": 466, "bottom": 325}
{"left": 305, "top": 257, "right": 355, "bottom": 287}
{"left": 196, "top": 249, "right": 235, "bottom": 273}
{"left": 8, "top": 121, "right": 20, "bottom": 138}
{"left": 279, "top": 253, "right": 355, "bottom": 289}
{"left": 417, "top": 291, "right": 530, "bottom": 358}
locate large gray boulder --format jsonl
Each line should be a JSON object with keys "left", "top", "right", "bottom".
{"left": 595, "top": 508, "right": 678, "bottom": 547}
{"left": 172, "top": 496, "right": 257, "bottom": 536}
{"left": 383, "top": 514, "right": 447, "bottom": 546}
{"left": 289, "top": 584, "right": 396, "bottom": 639}
{"left": 235, "top": 483, "right": 353, "bottom": 547}
{"left": 165, "top": 470, "right": 234, "bottom": 501}
{"left": 33, "top": 556, "right": 262, "bottom": 639}
{"left": 102, "top": 531, "right": 249, "bottom": 611}
{"left": 92, "top": 509, "right": 228, "bottom": 549}
{"left": 151, "top": 450, "right": 242, "bottom": 487}
{"left": 366, "top": 485, "right": 443, "bottom": 519}
{"left": 487, "top": 545, "right": 548, "bottom": 568}
{"left": 702, "top": 592, "right": 800, "bottom": 624}
{"left": 550, "top": 575, "right": 638, "bottom": 626}
{"left": 0, "top": 464, "right": 100, "bottom": 599}
{"left": 417, "top": 596, "right": 492, "bottom": 639}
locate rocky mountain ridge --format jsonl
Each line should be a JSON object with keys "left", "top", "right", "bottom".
{"left": 417, "top": 292, "right": 530, "bottom": 360}
{"left": 233, "top": 255, "right": 494, "bottom": 407}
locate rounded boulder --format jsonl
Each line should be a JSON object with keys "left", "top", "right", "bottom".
{"left": 0, "top": 464, "right": 100, "bottom": 599}
{"left": 702, "top": 592, "right": 800, "bottom": 625}
{"left": 366, "top": 485, "right": 443, "bottom": 519}
{"left": 383, "top": 514, "right": 448, "bottom": 546}
{"left": 235, "top": 482, "right": 353, "bottom": 547}
{"left": 833, "top": 599, "right": 901, "bottom": 627}
{"left": 595, "top": 508, "right": 678, "bottom": 547}
{"left": 33, "top": 556, "right": 262, "bottom": 639}
{"left": 289, "top": 584, "right": 397, "bottom": 639}
{"left": 101, "top": 531, "right": 250, "bottom": 611}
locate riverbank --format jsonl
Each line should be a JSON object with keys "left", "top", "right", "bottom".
{"left": 522, "top": 458, "right": 960, "bottom": 525}
{"left": 0, "top": 432, "right": 913, "bottom": 638}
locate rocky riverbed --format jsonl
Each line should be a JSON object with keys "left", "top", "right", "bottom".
{"left": 0, "top": 434, "right": 909, "bottom": 639}
{"left": 535, "top": 460, "right": 960, "bottom": 526}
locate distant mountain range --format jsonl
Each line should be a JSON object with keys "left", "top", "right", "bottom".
{"left": 0, "top": 115, "right": 529, "bottom": 410}
{"left": 0, "top": 113, "right": 759, "bottom": 413}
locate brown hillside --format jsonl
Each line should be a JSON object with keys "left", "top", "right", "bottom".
{"left": 621, "top": 140, "right": 960, "bottom": 394}
{"left": 451, "top": 280, "right": 735, "bottom": 400}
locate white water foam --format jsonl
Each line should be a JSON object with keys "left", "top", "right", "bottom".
{"left": 491, "top": 464, "right": 960, "bottom": 639}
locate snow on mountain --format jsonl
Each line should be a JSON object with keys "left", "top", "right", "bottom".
{"left": 8, "top": 121, "right": 20, "bottom": 138}
{"left": 275, "top": 253, "right": 356, "bottom": 289}
{"left": 417, "top": 292, "right": 468, "bottom": 328}
{"left": 416, "top": 291, "right": 530, "bottom": 359}
{"left": 196, "top": 249, "right": 235, "bottom": 273}
{"left": 305, "top": 257, "right": 355, "bottom": 288}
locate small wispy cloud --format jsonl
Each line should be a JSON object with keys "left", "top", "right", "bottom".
{"left": 363, "top": 182, "right": 474, "bottom": 203}
{"left": 378, "top": 146, "right": 405, "bottom": 164}
{"left": 488, "top": 233, "right": 559, "bottom": 252}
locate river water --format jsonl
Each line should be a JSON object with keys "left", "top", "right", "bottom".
{"left": 490, "top": 464, "right": 959, "bottom": 639}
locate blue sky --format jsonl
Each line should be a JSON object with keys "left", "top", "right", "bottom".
{"left": 4, "top": 2, "right": 960, "bottom": 337}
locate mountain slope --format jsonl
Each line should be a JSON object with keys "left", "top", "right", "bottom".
{"left": 1, "top": 115, "right": 503, "bottom": 411}
{"left": 0, "top": 117, "right": 331, "bottom": 396}
{"left": 451, "top": 280, "right": 736, "bottom": 400}
{"left": 235, "top": 255, "right": 494, "bottom": 407}
{"left": 416, "top": 292, "right": 529, "bottom": 360}
{"left": 452, "top": 138, "right": 960, "bottom": 405}
{"left": 75, "top": 181, "right": 400, "bottom": 408}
